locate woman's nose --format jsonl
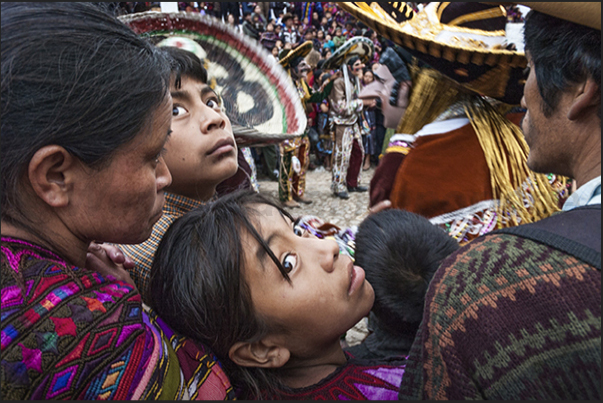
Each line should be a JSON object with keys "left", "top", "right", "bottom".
{"left": 156, "top": 156, "right": 172, "bottom": 191}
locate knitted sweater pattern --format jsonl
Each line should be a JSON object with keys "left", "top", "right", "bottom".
{"left": 399, "top": 233, "right": 601, "bottom": 400}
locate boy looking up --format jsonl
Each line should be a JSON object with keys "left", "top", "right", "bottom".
{"left": 118, "top": 46, "right": 239, "bottom": 301}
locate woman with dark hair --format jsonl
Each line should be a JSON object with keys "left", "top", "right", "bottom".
{"left": 149, "top": 190, "right": 406, "bottom": 400}
{"left": 1, "top": 3, "right": 235, "bottom": 400}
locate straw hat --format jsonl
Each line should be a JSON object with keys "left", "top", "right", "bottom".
{"left": 120, "top": 11, "right": 306, "bottom": 147}
{"left": 278, "top": 41, "right": 313, "bottom": 70}
{"left": 322, "top": 36, "right": 375, "bottom": 70}
{"left": 338, "top": 2, "right": 527, "bottom": 104}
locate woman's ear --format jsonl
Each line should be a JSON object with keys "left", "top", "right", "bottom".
{"left": 229, "top": 339, "right": 290, "bottom": 369}
{"left": 568, "top": 78, "right": 601, "bottom": 121}
{"left": 28, "top": 145, "right": 76, "bottom": 208}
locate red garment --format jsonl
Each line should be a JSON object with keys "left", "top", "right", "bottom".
{"left": 370, "top": 113, "right": 524, "bottom": 218}
{"left": 258, "top": 353, "right": 406, "bottom": 400}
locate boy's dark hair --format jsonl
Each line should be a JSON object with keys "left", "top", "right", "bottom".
{"left": 149, "top": 190, "right": 296, "bottom": 398}
{"left": 524, "top": 10, "right": 601, "bottom": 121}
{"left": 159, "top": 46, "right": 208, "bottom": 88}
{"left": 1, "top": 2, "right": 172, "bottom": 229}
{"left": 354, "top": 209, "right": 459, "bottom": 328}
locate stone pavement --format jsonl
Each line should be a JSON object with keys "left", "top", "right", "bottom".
{"left": 257, "top": 165, "right": 376, "bottom": 228}
{"left": 257, "top": 165, "right": 376, "bottom": 346}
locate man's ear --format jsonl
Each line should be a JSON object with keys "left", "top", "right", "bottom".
{"left": 28, "top": 145, "right": 76, "bottom": 208}
{"left": 568, "top": 78, "right": 601, "bottom": 121}
{"left": 229, "top": 339, "right": 290, "bottom": 369}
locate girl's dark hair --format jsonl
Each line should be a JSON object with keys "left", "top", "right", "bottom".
{"left": 149, "top": 190, "right": 296, "bottom": 398}
{"left": 524, "top": 10, "right": 601, "bottom": 120}
{"left": 1, "top": 2, "right": 172, "bottom": 227}
{"left": 160, "top": 46, "right": 209, "bottom": 89}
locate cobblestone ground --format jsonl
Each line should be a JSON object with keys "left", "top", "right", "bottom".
{"left": 257, "top": 165, "right": 375, "bottom": 346}
{"left": 257, "top": 165, "right": 376, "bottom": 228}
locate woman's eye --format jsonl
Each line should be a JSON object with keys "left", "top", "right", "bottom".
{"left": 282, "top": 253, "right": 297, "bottom": 273}
{"left": 172, "top": 105, "right": 188, "bottom": 117}
{"left": 154, "top": 148, "right": 167, "bottom": 164}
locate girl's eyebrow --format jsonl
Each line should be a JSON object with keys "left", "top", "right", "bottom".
{"left": 254, "top": 214, "right": 291, "bottom": 266}
{"left": 256, "top": 231, "right": 278, "bottom": 265}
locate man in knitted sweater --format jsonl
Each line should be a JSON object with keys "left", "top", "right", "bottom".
{"left": 398, "top": 3, "right": 601, "bottom": 400}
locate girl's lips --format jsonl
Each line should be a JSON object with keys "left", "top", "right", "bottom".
{"left": 348, "top": 265, "right": 366, "bottom": 295}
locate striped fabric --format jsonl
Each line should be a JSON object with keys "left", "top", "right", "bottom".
{"left": 119, "top": 192, "right": 205, "bottom": 303}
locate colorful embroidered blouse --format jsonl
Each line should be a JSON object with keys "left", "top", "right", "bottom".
{"left": 260, "top": 352, "right": 406, "bottom": 400}
{"left": 1, "top": 236, "right": 235, "bottom": 400}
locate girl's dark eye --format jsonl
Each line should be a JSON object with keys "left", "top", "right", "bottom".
{"left": 292, "top": 217, "right": 305, "bottom": 237}
{"left": 282, "top": 253, "right": 297, "bottom": 273}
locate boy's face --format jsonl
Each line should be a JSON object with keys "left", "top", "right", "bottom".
{"left": 165, "top": 76, "right": 238, "bottom": 201}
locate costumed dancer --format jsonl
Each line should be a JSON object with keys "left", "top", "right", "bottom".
{"left": 323, "top": 37, "right": 375, "bottom": 199}
{"left": 345, "top": 2, "right": 570, "bottom": 245}
{"left": 278, "top": 41, "right": 337, "bottom": 207}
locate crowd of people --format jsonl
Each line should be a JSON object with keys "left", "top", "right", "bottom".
{"left": 110, "top": 2, "right": 530, "bottom": 204}
{"left": 2, "top": 1, "right": 600, "bottom": 401}
{"left": 111, "top": 2, "right": 420, "bottom": 188}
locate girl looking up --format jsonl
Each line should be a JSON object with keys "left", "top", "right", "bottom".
{"left": 149, "top": 191, "right": 406, "bottom": 400}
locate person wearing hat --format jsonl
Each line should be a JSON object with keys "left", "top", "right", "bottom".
{"left": 278, "top": 41, "right": 338, "bottom": 207}
{"left": 345, "top": 2, "right": 569, "bottom": 245}
{"left": 324, "top": 37, "right": 376, "bottom": 199}
{"left": 280, "top": 13, "right": 299, "bottom": 46}
{"left": 344, "top": 2, "right": 601, "bottom": 399}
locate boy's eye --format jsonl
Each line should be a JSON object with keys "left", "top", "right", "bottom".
{"left": 206, "top": 98, "right": 221, "bottom": 110}
{"left": 172, "top": 105, "right": 187, "bottom": 117}
{"left": 282, "top": 253, "right": 297, "bottom": 273}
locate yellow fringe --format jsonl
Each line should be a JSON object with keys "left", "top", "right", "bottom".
{"left": 396, "top": 66, "right": 565, "bottom": 227}
{"left": 463, "top": 98, "right": 564, "bottom": 227}
{"left": 397, "top": 66, "right": 467, "bottom": 135}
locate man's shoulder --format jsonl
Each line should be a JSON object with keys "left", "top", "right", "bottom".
{"left": 434, "top": 229, "right": 600, "bottom": 290}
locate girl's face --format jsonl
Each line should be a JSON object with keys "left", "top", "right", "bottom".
{"left": 241, "top": 205, "right": 374, "bottom": 356}
{"left": 363, "top": 70, "right": 374, "bottom": 84}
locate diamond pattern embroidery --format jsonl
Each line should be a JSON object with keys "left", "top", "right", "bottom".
{"left": 88, "top": 328, "right": 117, "bottom": 356}
{"left": 48, "top": 365, "right": 78, "bottom": 398}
